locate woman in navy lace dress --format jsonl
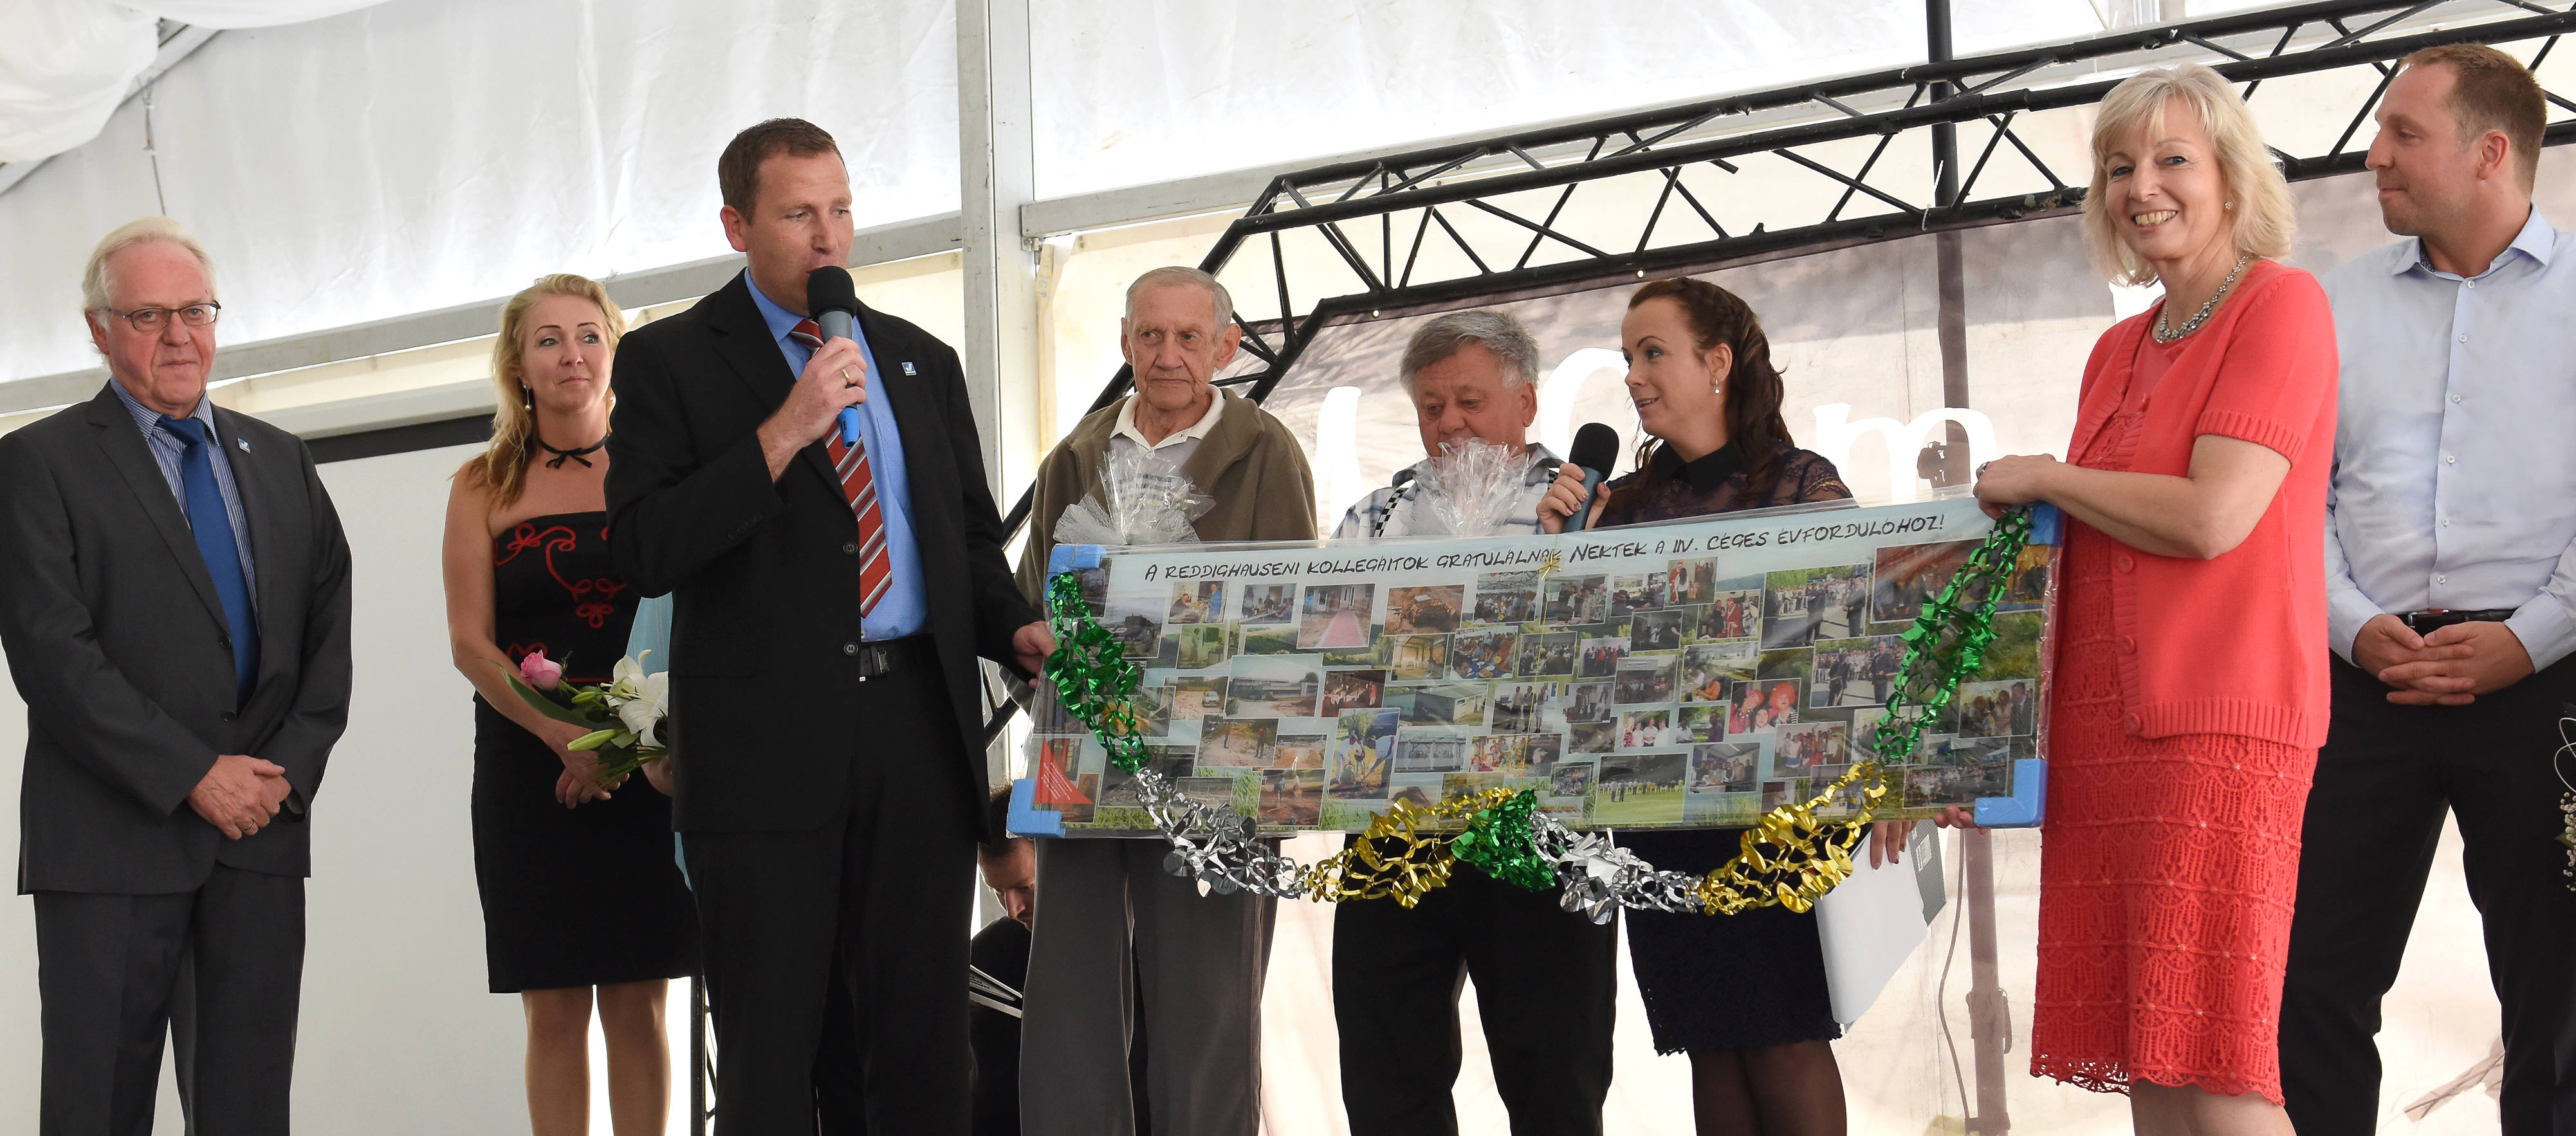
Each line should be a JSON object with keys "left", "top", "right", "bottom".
{"left": 1541, "top": 277, "right": 1859, "bottom": 1135}
{"left": 441, "top": 275, "right": 697, "bottom": 1136}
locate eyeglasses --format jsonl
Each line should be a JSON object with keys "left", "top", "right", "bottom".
{"left": 98, "top": 302, "right": 221, "bottom": 333}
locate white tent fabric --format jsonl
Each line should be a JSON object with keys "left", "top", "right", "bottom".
{"left": 1026, "top": 0, "right": 2114, "bottom": 199}
{"left": 0, "top": 0, "right": 2172, "bottom": 390}
{"left": 0, "top": 1, "right": 155, "bottom": 164}
{"left": 0, "top": 0, "right": 962, "bottom": 384}
{"left": 0, "top": 0, "right": 388, "bottom": 163}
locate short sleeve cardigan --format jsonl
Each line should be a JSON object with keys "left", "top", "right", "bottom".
{"left": 2064, "top": 260, "right": 2339, "bottom": 748}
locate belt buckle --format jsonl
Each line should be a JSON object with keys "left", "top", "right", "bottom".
{"left": 860, "top": 639, "right": 901, "bottom": 681}
{"left": 2405, "top": 609, "right": 2461, "bottom": 634}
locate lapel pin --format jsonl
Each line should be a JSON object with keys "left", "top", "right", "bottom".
{"left": 236, "top": 437, "right": 251, "bottom": 453}
{"left": 901, "top": 362, "right": 917, "bottom": 376}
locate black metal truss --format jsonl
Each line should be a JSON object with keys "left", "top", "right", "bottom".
{"left": 1198, "top": 0, "right": 2576, "bottom": 399}
{"left": 1009, "top": 1, "right": 2576, "bottom": 545}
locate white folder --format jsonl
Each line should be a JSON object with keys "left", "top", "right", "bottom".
{"left": 1814, "top": 824, "right": 1947, "bottom": 1027}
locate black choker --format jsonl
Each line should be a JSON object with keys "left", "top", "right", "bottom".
{"left": 537, "top": 436, "right": 607, "bottom": 469}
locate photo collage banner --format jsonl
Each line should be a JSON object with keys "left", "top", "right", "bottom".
{"left": 1024, "top": 495, "right": 2056, "bottom": 835}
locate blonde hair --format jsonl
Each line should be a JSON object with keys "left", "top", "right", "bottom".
{"left": 81, "top": 217, "right": 218, "bottom": 314}
{"left": 2082, "top": 64, "right": 2295, "bottom": 286}
{"left": 464, "top": 274, "right": 627, "bottom": 508}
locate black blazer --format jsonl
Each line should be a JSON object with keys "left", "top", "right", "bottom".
{"left": 0, "top": 385, "right": 354, "bottom": 894}
{"left": 605, "top": 272, "right": 1038, "bottom": 836}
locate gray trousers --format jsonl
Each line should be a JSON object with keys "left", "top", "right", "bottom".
{"left": 1019, "top": 838, "right": 1275, "bottom": 1136}
{"left": 34, "top": 864, "right": 304, "bottom": 1136}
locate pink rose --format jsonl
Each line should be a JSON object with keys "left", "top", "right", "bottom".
{"left": 518, "top": 649, "right": 564, "bottom": 691}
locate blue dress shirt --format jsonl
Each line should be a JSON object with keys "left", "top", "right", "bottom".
{"left": 109, "top": 381, "right": 258, "bottom": 610}
{"left": 744, "top": 272, "right": 928, "bottom": 641}
{"left": 2321, "top": 208, "right": 2576, "bottom": 668}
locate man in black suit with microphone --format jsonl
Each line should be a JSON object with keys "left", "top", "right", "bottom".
{"left": 606, "top": 118, "right": 1051, "bottom": 1133}
{"left": 1, "top": 217, "right": 353, "bottom": 1133}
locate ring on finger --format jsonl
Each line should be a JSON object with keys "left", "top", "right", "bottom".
{"left": 841, "top": 367, "right": 855, "bottom": 387}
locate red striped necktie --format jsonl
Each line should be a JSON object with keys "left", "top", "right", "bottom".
{"left": 789, "top": 319, "right": 891, "bottom": 615}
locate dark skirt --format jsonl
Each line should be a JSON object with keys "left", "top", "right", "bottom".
{"left": 472, "top": 697, "right": 700, "bottom": 993}
{"left": 1616, "top": 827, "right": 1842, "bottom": 1054}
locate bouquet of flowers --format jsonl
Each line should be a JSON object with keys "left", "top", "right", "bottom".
{"left": 494, "top": 649, "right": 669, "bottom": 783}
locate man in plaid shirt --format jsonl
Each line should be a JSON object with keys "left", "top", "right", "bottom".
{"left": 1329, "top": 310, "right": 1616, "bottom": 1135}
{"left": 1330, "top": 310, "right": 1562, "bottom": 541}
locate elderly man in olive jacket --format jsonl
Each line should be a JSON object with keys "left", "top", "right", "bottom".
{"left": 1014, "top": 266, "right": 1314, "bottom": 1136}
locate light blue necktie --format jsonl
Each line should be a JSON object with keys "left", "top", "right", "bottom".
{"left": 159, "top": 416, "right": 259, "bottom": 707}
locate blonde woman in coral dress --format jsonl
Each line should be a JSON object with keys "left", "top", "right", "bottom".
{"left": 1968, "top": 65, "right": 2334, "bottom": 1135}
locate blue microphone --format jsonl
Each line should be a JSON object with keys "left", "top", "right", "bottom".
{"left": 1565, "top": 422, "right": 1620, "bottom": 532}
{"left": 806, "top": 266, "right": 864, "bottom": 446}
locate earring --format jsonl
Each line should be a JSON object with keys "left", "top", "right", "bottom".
{"left": 2224, "top": 201, "right": 2235, "bottom": 210}
{"left": 521, "top": 385, "right": 534, "bottom": 410}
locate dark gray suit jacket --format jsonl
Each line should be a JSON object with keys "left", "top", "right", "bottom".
{"left": 1, "top": 384, "right": 354, "bottom": 894}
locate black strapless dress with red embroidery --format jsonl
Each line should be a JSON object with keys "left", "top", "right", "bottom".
{"left": 474, "top": 511, "right": 698, "bottom": 993}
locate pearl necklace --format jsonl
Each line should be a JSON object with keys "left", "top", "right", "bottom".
{"left": 2151, "top": 254, "right": 2253, "bottom": 344}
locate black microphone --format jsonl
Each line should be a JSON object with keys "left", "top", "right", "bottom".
{"left": 805, "top": 266, "right": 863, "bottom": 445}
{"left": 1565, "top": 423, "right": 1620, "bottom": 532}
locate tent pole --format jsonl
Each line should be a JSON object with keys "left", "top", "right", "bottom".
{"left": 691, "top": 976, "right": 710, "bottom": 1136}
{"left": 1962, "top": 829, "right": 2013, "bottom": 1133}
{"left": 1926, "top": 12, "right": 2011, "bottom": 1133}
{"left": 959, "top": 0, "right": 1044, "bottom": 904}
{"left": 958, "top": 0, "right": 1043, "bottom": 503}
{"left": 1927, "top": 0, "right": 1975, "bottom": 490}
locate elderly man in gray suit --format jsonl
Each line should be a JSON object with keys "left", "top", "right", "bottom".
{"left": 0, "top": 217, "right": 353, "bottom": 1135}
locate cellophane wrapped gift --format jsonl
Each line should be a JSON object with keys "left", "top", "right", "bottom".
{"left": 1410, "top": 437, "right": 1532, "bottom": 538}
{"left": 1051, "top": 446, "right": 1213, "bottom": 549}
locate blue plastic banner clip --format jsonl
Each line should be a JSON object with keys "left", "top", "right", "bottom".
{"left": 1007, "top": 776, "right": 1064, "bottom": 838}
{"left": 1971, "top": 758, "right": 2048, "bottom": 828}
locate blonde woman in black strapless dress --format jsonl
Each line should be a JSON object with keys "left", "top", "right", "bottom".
{"left": 441, "top": 275, "right": 697, "bottom": 1136}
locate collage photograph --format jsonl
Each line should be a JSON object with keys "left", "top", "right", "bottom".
{"left": 1036, "top": 521, "right": 2055, "bottom": 840}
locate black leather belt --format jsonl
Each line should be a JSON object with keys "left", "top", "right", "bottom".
{"left": 846, "top": 635, "right": 935, "bottom": 679}
{"left": 2397, "top": 609, "right": 2515, "bottom": 634}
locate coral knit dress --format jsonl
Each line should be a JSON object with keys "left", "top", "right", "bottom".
{"left": 2030, "top": 330, "right": 2319, "bottom": 1102}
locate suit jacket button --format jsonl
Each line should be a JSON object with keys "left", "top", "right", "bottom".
{"left": 844, "top": 642, "right": 860, "bottom": 655}
{"left": 845, "top": 541, "right": 860, "bottom": 555}
{"left": 220, "top": 711, "right": 236, "bottom": 722}
{"left": 217, "top": 636, "right": 231, "bottom": 649}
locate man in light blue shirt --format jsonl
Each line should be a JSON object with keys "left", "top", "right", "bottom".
{"left": 605, "top": 118, "right": 1051, "bottom": 1133}
{"left": 742, "top": 273, "right": 930, "bottom": 640}
{"left": 2285, "top": 45, "right": 2576, "bottom": 1136}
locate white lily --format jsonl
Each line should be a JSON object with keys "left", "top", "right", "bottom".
{"left": 601, "top": 654, "right": 667, "bottom": 749}
{"left": 607, "top": 652, "right": 650, "bottom": 702}
{"left": 614, "top": 669, "right": 669, "bottom": 749}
